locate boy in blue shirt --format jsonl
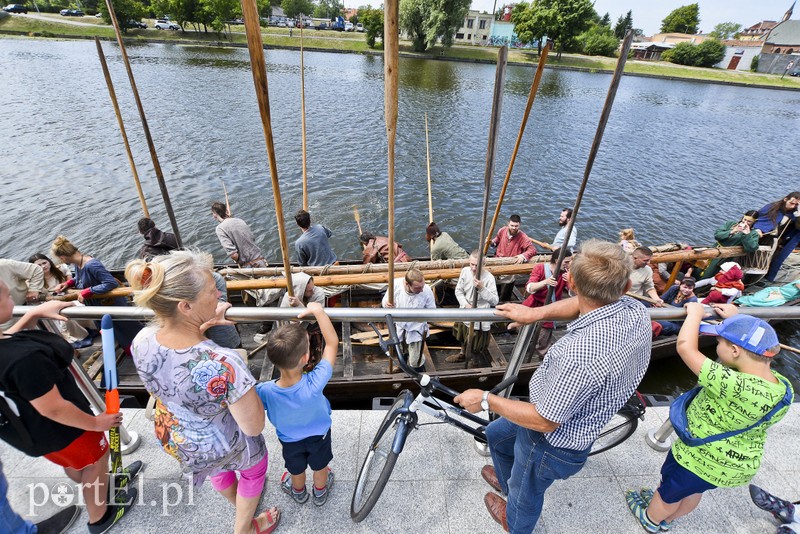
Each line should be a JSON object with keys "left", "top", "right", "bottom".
{"left": 256, "top": 302, "right": 338, "bottom": 506}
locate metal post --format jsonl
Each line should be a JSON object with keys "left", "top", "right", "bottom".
{"left": 646, "top": 418, "right": 674, "bottom": 452}
{"left": 68, "top": 362, "right": 141, "bottom": 453}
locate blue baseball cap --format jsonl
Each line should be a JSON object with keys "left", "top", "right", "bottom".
{"left": 698, "top": 315, "right": 779, "bottom": 357}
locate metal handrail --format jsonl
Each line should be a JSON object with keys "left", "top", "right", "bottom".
{"left": 13, "top": 305, "right": 800, "bottom": 322}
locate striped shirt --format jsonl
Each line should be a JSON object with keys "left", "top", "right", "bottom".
{"left": 529, "top": 296, "right": 651, "bottom": 450}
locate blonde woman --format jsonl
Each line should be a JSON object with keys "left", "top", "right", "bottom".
{"left": 126, "top": 251, "right": 279, "bottom": 534}
{"left": 50, "top": 235, "right": 141, "bottom": 350}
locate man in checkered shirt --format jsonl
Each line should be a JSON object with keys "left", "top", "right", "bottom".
{"left": 456, "top": 239, "right": 652, "bottom": 533}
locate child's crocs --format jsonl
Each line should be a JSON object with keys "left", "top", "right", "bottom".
{"left": 625, "top": 490, "right": 660, "bottom": 533}
{"left": 639, "top": 489, "right": 673, "bottom": 531}
{"left": 312, "top": 468, "right": 334, "bottom": 507}
{"left": 280, "top": 471, "right": 309, "bottom": 504}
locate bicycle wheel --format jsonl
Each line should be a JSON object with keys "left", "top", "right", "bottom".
{"left": 589, "top": 409, "right": 638, "bottom": 455}
{"left": 351, "top": 393, "right": 412, "bottom": 522}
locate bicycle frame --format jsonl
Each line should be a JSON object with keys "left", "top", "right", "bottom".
{"left": 371, "top": 316, "right": 516, "bottom": 454}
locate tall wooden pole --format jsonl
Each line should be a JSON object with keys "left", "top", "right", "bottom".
{"left": 241, "top": 0, "right": 294, "bottom": 297}
{"left": 300, "top": 17, "right": 309, "bottom": 211}
{"left": 484, "top": 42, "right": 551, "bottom": 254}
{"left": 466, "top": 46, "right": 508, "bottom": 368}
{"left": 94, "top": 37, "right": 149, "bottom": 219}
{"left": 384, "top": 0, "right": 399, "bottom": 306}
{"left": 102, "top": 0, "right": 183, "bottom": 247}
{"left": 424, "top": 113, "right": 433, "bottom": 224}
{"left": 526, "top": 31, "right": 635, "bottom": 363}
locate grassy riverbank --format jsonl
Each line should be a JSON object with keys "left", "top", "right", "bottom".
{"left": 3, "top": 13, "right": 800, "bottom": 90}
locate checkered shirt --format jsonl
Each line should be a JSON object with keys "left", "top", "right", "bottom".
{"left": 528, "top": 296, "right": 652, "bottom": 450}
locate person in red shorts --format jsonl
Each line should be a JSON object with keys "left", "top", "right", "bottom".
{"left": 0, "top": 281, "right": 140, "bottom": 533}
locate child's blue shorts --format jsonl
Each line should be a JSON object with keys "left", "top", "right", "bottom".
{"left": 657, "top": 450, "right": 717, "bottom": 503}
{"left": 280, "top": 428, "right": 333, "bottom": 475}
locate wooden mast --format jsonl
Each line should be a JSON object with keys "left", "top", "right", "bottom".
{"left": 300, "top": 15, "right": 309, "bottom": 210}
{"left": 102, "top": 0, "right": 183, "bottom": 246}
{"left": 465, "top": 46, "right": 508, "bottom": 367}
{"left": 241, "top": 0, "right": 294, "bottom": 297}
{"left": 384, "top": 0, "right": 399, "bottom": 305}
{"left": 484, "top": 42, "right": 551, "bottom": 254}
{"left": 94, "top": 38, "right": 149, "bottom": 219}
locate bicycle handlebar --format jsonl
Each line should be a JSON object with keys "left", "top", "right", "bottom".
{"left": 372, "top": 314, "right": 518, "bottom": 400}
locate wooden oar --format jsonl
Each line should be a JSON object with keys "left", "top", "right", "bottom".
{"left": 102, "top": 0, "right": 182, "bottom": 247}
{"left": 466, "top": 46, "right": 508, "bottom": 368}
{"left": 780, "top": 343, "right": 800, "bottom": 355}
{"left": 220, "top": 178, "right": 231, "bottom": 217}
{"left": 300, "top": 16, "right": 309, "bottom": 211}
{"left": 241, "top": 0, "right": 294, "bottom": 297}
{"left": 425, "top": 112, "right": 433, "bottom": 224}
{"left": 484, "top": 42, "right": 551, "bottom": 254}
{"left": 384, "top": 0, "right": 399, "bottom": 306}
{"left": 525, "top": 32, "right": 635, "bottom": 366}
{"left": 353, "top": 206, "right": 363, "bottom": 236}
{"left": 94, "top": 38, "right": 149, "bottom": 219}
{"left": 529, "top": 237, "right": 554, "bottom": 251}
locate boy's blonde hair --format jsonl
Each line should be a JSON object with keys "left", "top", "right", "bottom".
{"left": 266, "top": 323, "right": 309, "bottom": 370}
{"left": 405, "top": 268, "right": 424, "bottom": 284}
{"left": 570, "top": 239, "right": 632, "bottom": 305}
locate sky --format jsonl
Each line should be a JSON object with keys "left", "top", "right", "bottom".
{"left": 343, "top": 0, "right": 796, "bottom": 37}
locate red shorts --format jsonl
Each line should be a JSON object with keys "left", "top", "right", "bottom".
{"left": 44, "top": 431, "right": 109, "bottom": 470}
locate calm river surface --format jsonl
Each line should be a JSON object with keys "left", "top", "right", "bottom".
{"left": 1, "top": 38, "right": 798, "bottom": 395}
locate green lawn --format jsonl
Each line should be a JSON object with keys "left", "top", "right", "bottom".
{"left": 2, "top": 15, "right": 799, "bottom": 90}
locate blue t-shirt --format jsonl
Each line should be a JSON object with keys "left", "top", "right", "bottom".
{"left": 256, "top": 359, "right": 333, "bottom": 442}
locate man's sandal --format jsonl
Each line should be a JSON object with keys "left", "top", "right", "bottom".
{"left": 252, "top": 507, "right": 280, "bottom": 534}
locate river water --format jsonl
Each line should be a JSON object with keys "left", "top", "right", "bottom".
{"left": 1, "top": 38, "right": 798, "bottom": 395}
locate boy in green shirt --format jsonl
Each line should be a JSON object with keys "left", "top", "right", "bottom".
{"left": 626, "top": 302, "right": 793, "bottom": 532}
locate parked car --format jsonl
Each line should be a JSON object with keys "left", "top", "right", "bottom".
{"left": 125, "top": 19, "right": 147, "bottom": 29}
{"left": 154, "top": 19, "right": 180, "bottom": 30}
{"left": 3, "top": 4, "right": 28, "bottom": 13}
{"left": 315, "top": 22, "right": 327, "bottom": 30}
{"left": 344, "top": 21, "right": 354, "bottom": 31}
{"left": 356, "top": 22, "right": 364, "bottom": 32}
{"left": 59, "top": 9, "right": 84, "bottom": 16}
{"left": 790, "top": 68, "right": 800, "bottom": 77}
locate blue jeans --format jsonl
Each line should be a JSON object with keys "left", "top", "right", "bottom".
{"left": 767, "top": 229, "right": 800, "bottom": 281}
{"left": 0, "top": 461, "right": 36, "bottom": 534}
{"left": 487, "top": 417, "right": 589, "bottom": 534}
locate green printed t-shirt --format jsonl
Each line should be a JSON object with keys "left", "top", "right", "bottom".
{"left": 672, "top": 359, "right": 792, "bottom": 488}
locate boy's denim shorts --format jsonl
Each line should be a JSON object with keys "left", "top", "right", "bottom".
{"left": 657, "top": 450, "right": 717, "bottom": 503}
{"left": 280, "top": 428, "right": 333, "bottom": 475}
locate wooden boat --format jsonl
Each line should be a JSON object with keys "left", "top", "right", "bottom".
{"left": 70, "top": 243, "right": 797, "bottom": 406}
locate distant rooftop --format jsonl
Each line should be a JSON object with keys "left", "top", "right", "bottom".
{"left": 766, "top": 19, "right": 800, "bottom": 45}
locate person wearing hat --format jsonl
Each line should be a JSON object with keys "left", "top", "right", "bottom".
{"left": 626, "top": 302, "right": 793, "bottom": 533}
{"left": 701, "top": 210, "right": 761, "bottom": 279}
{"left": 654, "top": 277, "right": 698, "bottom": 336}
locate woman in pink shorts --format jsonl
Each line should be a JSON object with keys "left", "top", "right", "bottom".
{"left": 126, "top": 251, "right": 279, "bottom": 534}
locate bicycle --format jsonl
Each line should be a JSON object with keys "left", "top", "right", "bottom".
{"left": 350, "top": 315, "right": 648, "bottom": 522}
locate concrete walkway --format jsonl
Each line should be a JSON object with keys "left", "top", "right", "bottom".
{"left": 2, "top": 405, "right": 797, "bottom": 533}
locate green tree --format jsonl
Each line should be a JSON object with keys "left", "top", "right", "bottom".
{"left": 599, "top": 12, "right": 610, "bottom": 27}
{"left": 709, "top": 22, "right": 741, "bottom": 39}
{"left": 613, "top": 9, "right": 632, "bottom": 39}
{"left": 660, "top": 3, "right": 699, "bottom": 34}
{"left": 661, "top": 38, "right": 724, "bottom": 67}
{"left": 512, "top": 0, "right": 596, "bottom": 58}
{"left": 694, "top": 38, "right": 725, "bottom": 66}
{"left": 200, "top": 0, "right": 240, "bottom": 35}
{"left": 580, "top": 23, "right": 618, "bottom": 56}
{"left": 399, "top": 0, "right": 471, "bottom": 52}
{"left": 359, "top": 5, "right": 383, "bottom": 48}
{"left": 100, "top": 0, "right": 146, "bottom": 32}
{"left": 313, "top": 0, "right": 343, "bottom": 19}
{"left": 281, "top": 0, "right": 313, "bottom": 18}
